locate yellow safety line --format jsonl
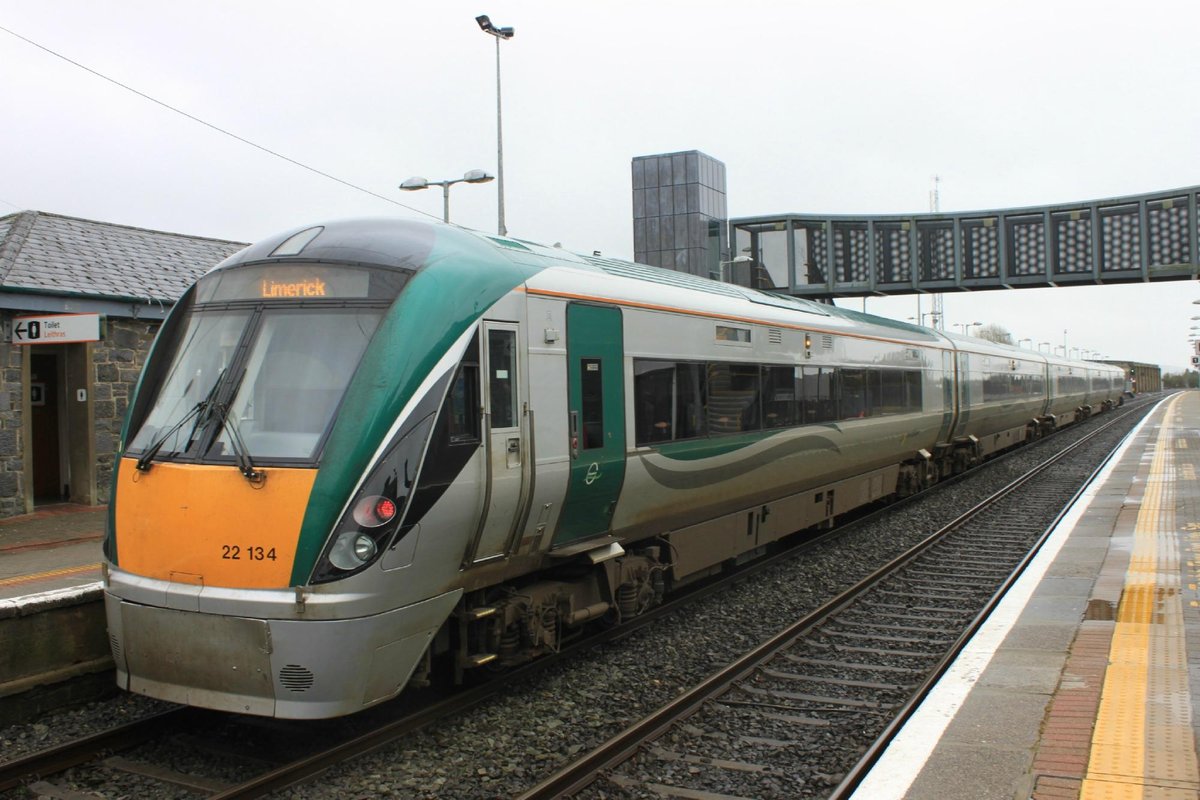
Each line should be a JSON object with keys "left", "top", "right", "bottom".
{"left": 0, "top": 562, "right": 100, "bottom": 588}
{"left": 1082, "top": 393, "right": 1200, "bottom": 799}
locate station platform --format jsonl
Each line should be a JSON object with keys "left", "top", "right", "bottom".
{"left": 0, "top": 504, "right": 105, "bottom": 601}
{"left": 854, "top": 391, "right": 1200, "bottom": 800}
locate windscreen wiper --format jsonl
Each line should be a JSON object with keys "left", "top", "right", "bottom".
{"left": 135, "top": 369, "right": 226, "bottom": 472}
{"left": 204, "top": 367, "right": 265, "bottom": 486}
{"left": 215, "top": 401, "right": 266, "bottom": 486}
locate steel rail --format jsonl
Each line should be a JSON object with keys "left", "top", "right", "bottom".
{"left": 827, "top": 400, "right": 1137, "bottom": 798}
{"left": 514, "top": 400, "right": 1147, "bottom": 799}
{"left": 0, "top": 707, "right": 206, "bottom": 792}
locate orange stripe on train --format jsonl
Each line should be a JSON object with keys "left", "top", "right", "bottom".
{"left": 115, "top": 458, "right": 318, "bottom": 589}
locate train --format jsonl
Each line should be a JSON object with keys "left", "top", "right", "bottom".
{"left": 101, "top": 218, "right": 1125, "bottom": 719}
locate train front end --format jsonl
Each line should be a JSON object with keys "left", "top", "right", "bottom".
{"left": 102, "top": 219, "right": 528, "bottom": 718}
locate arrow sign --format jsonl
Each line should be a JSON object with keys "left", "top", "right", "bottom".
{"left": 12, "top": 313, "right": 101, "bottom": 345}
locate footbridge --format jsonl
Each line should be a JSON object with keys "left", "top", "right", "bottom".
{"left": 730, "top": 185, "right": 1200, "bottom": 299}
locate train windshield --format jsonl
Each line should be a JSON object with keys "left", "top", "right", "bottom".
{"left": 127, "top": 262, "right": 404, "bottom": 466}
{"left": 209, "top": 310, "right": 380, "bottom": 460}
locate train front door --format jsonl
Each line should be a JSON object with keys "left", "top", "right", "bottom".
{"left": 554, "top": 304, "right": 626, "bottom": 547}
{"left": 470, "top": 322, "right": 528, "bottom": 562}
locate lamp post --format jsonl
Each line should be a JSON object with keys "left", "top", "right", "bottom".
{"left": 1039, "top": 342, "right": 1051, "bottom": 352}
{"left": 399, "top": 169, "right": 494, "bottom": 223}
{"left": 476, "top": 14, "right": 514, "bottom": 237}
{"left": 954, "top": 321, "right": 983, "bottom": 335}
{"left": 1018, "top": 337, "right": 1033, "bottom": 348}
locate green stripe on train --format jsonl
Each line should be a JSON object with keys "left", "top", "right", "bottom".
{"left": 289, "top": 228, "right": 546, "bottom": 585}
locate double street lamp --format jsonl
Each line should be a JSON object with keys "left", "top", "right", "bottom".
{"left": 476, "top": 14, "right": 515, "bottom": 236}
{"left": 399, "top": 169, "right": 494, "bottom": 223}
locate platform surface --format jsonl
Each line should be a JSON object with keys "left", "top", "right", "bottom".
{"left": 854, "top": 391, "right": 1200, "bottom": 800}
{"left": 0, "top": 504, "right": 104, "bottom": 601}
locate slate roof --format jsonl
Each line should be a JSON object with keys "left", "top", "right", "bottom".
{"left": 0, "top": 211, "right": 247, "bottom": 302}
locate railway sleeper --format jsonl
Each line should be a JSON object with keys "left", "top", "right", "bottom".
{"left": 781, "top": 654, "right": 927, "bottom": 676}
{"left": 738, "top": 684, "right": 895, "bottom": 710}
{"left": 821, "top": 627, "right": 954, "bottom": 647}
{"left": 757, "top": 667, "right": 912, "bottom": 693}
{"left": 832, "top": 616, "right": 958, "bottom": 636}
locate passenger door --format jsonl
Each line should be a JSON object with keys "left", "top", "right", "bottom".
{"left": 469, "top": 322, "right": 528, "bottom": 562}
{"left": 554, "top": 304, "right": 626, "bottom": 547}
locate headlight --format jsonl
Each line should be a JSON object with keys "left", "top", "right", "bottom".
{"left": 327, "top": 531, "right": 382, "bottom": 570}
{"left": 310, "top": 412, "right": 436, "bottom": 583}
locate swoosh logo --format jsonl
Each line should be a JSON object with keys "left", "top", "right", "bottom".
{"left": 639, "top": 433, "right": 842, "bottom": 490}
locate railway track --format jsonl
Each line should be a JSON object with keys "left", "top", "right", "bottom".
{"left": 515, "top": 400, "right": 1149, "bottom": 799}
{"left": 0, "top": 396, "right": 1157, "bottom": 799}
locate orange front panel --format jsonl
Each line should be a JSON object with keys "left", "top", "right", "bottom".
{"left": 115, "top": 458, "right": 319, "bottom": 589}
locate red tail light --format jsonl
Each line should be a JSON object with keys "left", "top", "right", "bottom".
{"left": 352, "top": 495, "right": 398, "bottom": 528}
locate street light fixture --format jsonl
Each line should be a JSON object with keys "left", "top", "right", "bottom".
{"left": 717, "top": 255, "right": 752, "bottom": 283}
{"left": 476, "top": 14, "right": 515, "bottom": 237}
{"left": 954, "top": 321, "right": 983, "bottom": 334}
{"left": 399, "top": 169, "right": 494, "bottom": 223}
{"left": 1018, "top": 337, "right": 1033, "bottom": 348}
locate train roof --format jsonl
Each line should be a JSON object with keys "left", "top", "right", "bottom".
{"left": 208, "top": 218, "right": 1120, "bottom": 375}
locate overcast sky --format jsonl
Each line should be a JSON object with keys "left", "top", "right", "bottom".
{"left": 2, "top": 1, "right": 1197, "bottom": 370}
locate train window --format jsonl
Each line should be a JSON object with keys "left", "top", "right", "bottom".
{"left": 445, "top": 365, "right": 480, "bottom": 444}
{"left": 127, "top": 310, "right": 251, "bottom": 457}
{"left": 634, "top": 360, "right": 708, "bottom": 445}
{"left": 580, "top": 358, "right": 604, "bottom": 450}
{"left": 675, "top": 363, "right": 708, "bottom": 439}
{"left": 707, "top": 363, "right": 760, "bottom": 434}
{"left": 715, "top": 325, "right": 751, "bottom": 343}
{"left": 211, "top": 309, "right": 381, "bottom": 460}
{"left": 761, "top": 366, "right": 795, "bottom": 428}
{"left": 982, "top": 373, "right": 1008, "bottom": 402}
{"left": 839, "top": 369, "right": 867, "bottom": 419}
{"left": 634, "top": 361, "right": 675, "bottom": 444}
{"left": 906, "top": 370, "right": 923, "bottom": 410}
{"left": 802, "top": 366, "right": 837, "bottom": 423}
{"left": 880, "top": 370, "right": 907, "bottom": 414}
{"left": 864, "top": 370, "right": 882, "bottom": 416}
{"left": 488, "top": 330, "right": 517, "bottom": 428}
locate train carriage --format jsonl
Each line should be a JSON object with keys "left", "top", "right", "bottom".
{"left": 102, "top": 219, "right": 1125, "bottom": 718}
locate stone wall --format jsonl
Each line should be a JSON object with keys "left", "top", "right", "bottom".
{"left": 0, "top": 314, "right": 159, "bottom": 518}
{"left": 0, "top": 312, "right": 26, "bottom": 518}
{"left": 92, "top": 318, "right": 159, "bottom": 502}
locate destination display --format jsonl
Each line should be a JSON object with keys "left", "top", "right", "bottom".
{"left": 198, "top": 265, "right": 374, "bottom": 302}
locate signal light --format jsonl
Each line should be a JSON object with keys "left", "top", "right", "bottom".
{"left": 375, "top": 498, "right": 397, "bottom": 521}
{"left": 352, "top": 495, "right": 398, "bottom": 528}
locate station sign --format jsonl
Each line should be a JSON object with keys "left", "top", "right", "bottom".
{"left": 12, "top": 313, "right": 103, "bottom": 345}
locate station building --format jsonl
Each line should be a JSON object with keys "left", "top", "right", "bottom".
{"left": 0, "top": 211, "right": 244, "bottom": 517}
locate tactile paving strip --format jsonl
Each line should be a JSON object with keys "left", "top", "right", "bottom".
{"left": 1081, "top": 393, "right": 1200, "bottom": 799}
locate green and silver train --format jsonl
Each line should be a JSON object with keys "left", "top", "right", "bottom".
{"left": 101, "top": 218, "right": 1124, "bottom": 718}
